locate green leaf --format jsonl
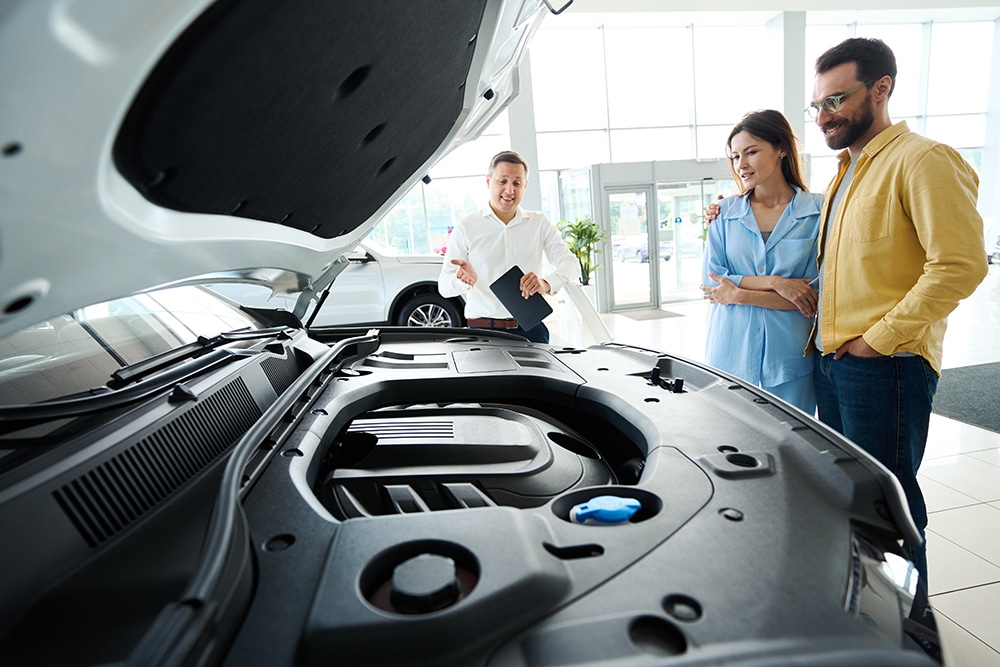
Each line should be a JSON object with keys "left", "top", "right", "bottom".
{"left": 558, "top": 216, "right": 608, "bottom": 286}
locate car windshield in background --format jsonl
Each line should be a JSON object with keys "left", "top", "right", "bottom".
{"left": 205, "top": 239, "right": 463, "bottom": 329}
{"left": 0, "top": 286, "right": 262, "bottom": 407}
{"left": 360, "top": 237, "right": 397, "bottom": 256}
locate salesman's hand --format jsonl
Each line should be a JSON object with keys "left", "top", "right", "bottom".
{"left": 833, "top": 337, "right": 881, "bottom": 360}
{"left": 520, "top": 271, "right": 550, "bottom": 298}
{"left": 451, "top": 259, "right": 477, "bottom": 287}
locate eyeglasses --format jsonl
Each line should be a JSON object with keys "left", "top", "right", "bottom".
{"left": 805, "top": 80, "right": 875, "bottom": 119}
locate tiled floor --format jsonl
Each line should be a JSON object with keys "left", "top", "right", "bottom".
{"left": 549, "top": 264, "right": 1000, "bottom": 666}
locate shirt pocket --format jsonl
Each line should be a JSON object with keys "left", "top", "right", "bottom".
{"left": 843, "top": 194, "right": 889, "bottom": 242}
{"left": 770, "top": 238, "right": 817, "bottom": 276}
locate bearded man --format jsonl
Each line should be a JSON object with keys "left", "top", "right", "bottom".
{"left": 807, "top": 37, "right": 987, "bottom": 588}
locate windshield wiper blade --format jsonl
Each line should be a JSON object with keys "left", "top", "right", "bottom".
{"left": 0, "top": 328, "right": 294, "bottom": 426}
{"left": 107, "top": 327, "right": 291, "bottom": 389}
{"left": 0, "top": 349, "right": 242, "bottom": 425}
{"left": 0, "top": 327, "right": 294, "bottom": 430}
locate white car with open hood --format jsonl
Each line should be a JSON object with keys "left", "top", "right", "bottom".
{"left": 0, "top": 1, "right": 944, "bottom": 666}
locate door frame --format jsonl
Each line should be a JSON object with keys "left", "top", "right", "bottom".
{"left": 583, "top": 160, "right": 734, "bottom": 313}
{"left": 603, "top": 184, "right": 660, "bottom": 311}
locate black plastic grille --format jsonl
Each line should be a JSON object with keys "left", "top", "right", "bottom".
{"left": 54, "top": 379, "right": 261, "bottom": 547}
{"left": 261, "top": 352, "right": 299, "bottom": 395}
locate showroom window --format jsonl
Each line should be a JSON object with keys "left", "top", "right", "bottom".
{"left": 925, "top": 21, "right": 991, "bottom": 176}
{"left": 376, "top": 11, "right": 997, "bottom": 253}
{"left": 531, "top": 27, "right": 609, "bottom": 133}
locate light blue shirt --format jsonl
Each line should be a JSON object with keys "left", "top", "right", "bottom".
{"left": 702, "top": 189, "right": 822, "bottom": 387}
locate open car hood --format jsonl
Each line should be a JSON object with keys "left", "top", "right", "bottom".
{"left": 0, "top": 0, "right": 553, "bottom": 338}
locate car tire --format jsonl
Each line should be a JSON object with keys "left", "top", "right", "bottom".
{"left": 397, "top": 293, "right": 462, "bottom": 327}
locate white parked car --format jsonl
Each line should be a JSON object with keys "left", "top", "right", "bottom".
{"left": 208, "top": 239, "right": 465, "bottom": 328}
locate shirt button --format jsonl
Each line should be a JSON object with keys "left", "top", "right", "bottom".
{"left": 758, "top": 267, "right": 765, "bottom": 273}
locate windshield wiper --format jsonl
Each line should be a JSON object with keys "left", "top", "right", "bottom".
{"left": 0, "top": 327, "right": 292, "bottom": 425}
{"left": 107, "top": 327, "right": 291, "bottom": 389}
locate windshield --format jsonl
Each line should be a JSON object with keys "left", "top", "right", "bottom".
{"left": 360, "top": 236, "right": 395, "bottom": 257}
{"left": 0, "top": 286, "right": 262, "bottom": 406}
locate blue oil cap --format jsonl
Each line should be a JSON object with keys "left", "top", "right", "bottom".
{"left": 569, "top": 495, "right": 642, "bottom": 525}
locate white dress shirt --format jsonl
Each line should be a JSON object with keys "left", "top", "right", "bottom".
{"left": 438, "top": 205, "right": 581, "bottom": 319}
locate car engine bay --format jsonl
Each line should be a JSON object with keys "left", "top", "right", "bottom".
{"left": 0, "top": 326, "right": 939, "bottom": 666}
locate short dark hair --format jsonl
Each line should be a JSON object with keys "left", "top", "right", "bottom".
{"left": 815, "top": 37, "right": 897, "bottom": 98}
{"left": 488, "top": 150, "right": 529, "bottom": 176}
{"left": 726, "top": 109, "right": 808, "bottom": 194}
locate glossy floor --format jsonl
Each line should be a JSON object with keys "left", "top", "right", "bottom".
{"left": 550, "top": 264, "right": 1000, "bottom": 666}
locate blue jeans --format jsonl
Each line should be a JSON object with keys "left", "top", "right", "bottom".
{"left": 814, "top": 352, "right": 938, "bottom": 585}
{"left": 472, "top": 322, "right": 550, "bottom": 343}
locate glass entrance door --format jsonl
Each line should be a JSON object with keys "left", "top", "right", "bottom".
{"left": 656, "top": 178, "right": 732, "bottom": 303}
{"left": 607, "top": 187, "right": 657, "bottom": 310}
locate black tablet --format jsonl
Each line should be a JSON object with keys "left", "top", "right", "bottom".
{"left": 488, "top": 265, "right": 553, "bottom": 331}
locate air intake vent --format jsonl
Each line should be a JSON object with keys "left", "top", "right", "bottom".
{"left": 54, "top": 379, "right": 261, "bottom": 547}
{"left": 261, "top": 352, "right": 299, "bottom": 395}
{"left": 330, "top": 481, "right": 497, "bottom": 518}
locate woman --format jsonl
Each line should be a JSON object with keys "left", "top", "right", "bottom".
{"left": 700, "top": 110, "right": 822, "bottom": 413}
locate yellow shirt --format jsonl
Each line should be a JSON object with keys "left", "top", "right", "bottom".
{"left": 813, "top": 121, "right": 988, "bottom": 375}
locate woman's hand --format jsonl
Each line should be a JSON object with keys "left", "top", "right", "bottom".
{"left": 701, "top": 273, "right": 741, "bottom": 305}
{"left": 769, "top": 277, "right": 817, "bottom": 317}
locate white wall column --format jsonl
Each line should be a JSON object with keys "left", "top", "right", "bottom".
{"left": 508, "top": 53, "right": 543, "bottom": 211}
{"left": 767, "top": 11, "right": 807, "bottom": 145}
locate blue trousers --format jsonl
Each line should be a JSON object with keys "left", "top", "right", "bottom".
{"left": 814, "top": 352, "right": 937, "bottom": 585}
{"left": 762, "top": 373, "right": 816, "bottom": 415}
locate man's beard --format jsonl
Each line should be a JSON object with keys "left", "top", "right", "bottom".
{"left": 822, "top": 92, "right": 875, "bottom": 150}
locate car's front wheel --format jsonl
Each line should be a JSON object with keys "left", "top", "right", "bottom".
{"left": 397, "top": 293, "right": 462, "bottom": 327}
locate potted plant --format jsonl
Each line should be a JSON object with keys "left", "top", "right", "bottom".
{"left": 559, "top": 216, "right": 608, "bottom": 286}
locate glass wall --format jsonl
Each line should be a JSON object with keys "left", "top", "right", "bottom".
{"left": 374, "top": 9, "right": 998, "bottom": 256}
{"left": 560, "top": 169, "right": 593, "bottom": 226}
